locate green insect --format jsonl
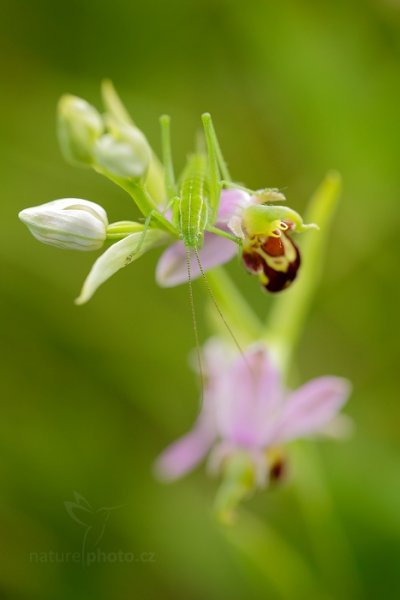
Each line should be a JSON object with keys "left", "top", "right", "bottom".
{"left": 158, "top": 112, "right": 234, "bottom": 251}
{"left": 127, "top": 111, "right": 237, "bottom": 283}
{"left": 154, "top": 113, "right": 245, "bottom": 371}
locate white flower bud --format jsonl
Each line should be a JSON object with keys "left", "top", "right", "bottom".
{"left": 93, "top": 124, "right": 151, "bottom": 179}
{"left": 19, "top": 199, "right": 108, "bottom": 251}
{"left": 58, "top": 95, "right": 104, "bottom": 166}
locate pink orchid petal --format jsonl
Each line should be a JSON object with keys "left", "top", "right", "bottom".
{"left": 154, "top": 394, "right": 217, "bottom": 481}
{"left": 155, "top": 417, "right": 215, "bottom": 481}
{"left": 275, "top": 377, "right": 351, "bottom": 443}
{"left": 155, "top": 232, "right": 237, "bottom": 287}
{"left": 217, "top": 189, "right": 251, "bottom": 224}
{"left": 202, "top": 338, "right": 236, "bottom": 379}
{"left": 216, "top": 346, "right": 283, "bottom": 448}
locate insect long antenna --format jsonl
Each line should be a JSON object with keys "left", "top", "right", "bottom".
{"left": 193, "top": 248, "right": 252, "bottom": 374}
{"left": 185, "top": 246, "right": 205, "bottom": 406}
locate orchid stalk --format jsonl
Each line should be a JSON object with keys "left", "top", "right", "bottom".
{"left": 191, "top": 174, "right": 360, "bottom": 596}
{"left": 17, "top": 81, "right": 356, "bottom": 596}
{"left": 19, "top": 81, "right": 357, "bottom": 600}
{"left": 264, "top": 172, "right": 343, "bottom": 373}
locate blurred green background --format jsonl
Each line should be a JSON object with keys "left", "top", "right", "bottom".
{"left": 1, "top": 0, "right": 400, "bottom": 598}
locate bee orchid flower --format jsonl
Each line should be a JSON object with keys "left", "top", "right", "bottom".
{"left": 156, "top": 188, "right": 317, "bottom": 292}
{"left": 223, "top": 188, "right": 317, "bottom": 293}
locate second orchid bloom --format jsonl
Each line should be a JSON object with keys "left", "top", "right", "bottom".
{"left": 155, "top": 340, "right": 350, "bottom": 521}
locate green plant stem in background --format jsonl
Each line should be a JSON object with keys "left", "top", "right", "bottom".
{"left": 264, "top": 172, "right": 342, "bottom": 374}
{"left": 206, "top": 173, "right": 360, "bottom": 597}
{"left": 205, "top": 268, "right": 261, "bottom": 346}
{"left": 221, "top": 510, "right": 329, "bottom": 600}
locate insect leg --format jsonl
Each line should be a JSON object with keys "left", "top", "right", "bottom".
{"left": 160, "top": 114, "right": 177, "bottom": 202}
{"left": 125, "top": 209, "right": 158, "bottom": 259}
{"left": 201, "top": 113, "right": 220, "bottom": 223}
{"left": 201, "top": 113, "right": 232, "bottom": 183}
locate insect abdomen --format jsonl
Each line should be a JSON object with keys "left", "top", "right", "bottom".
{"left": 174, "top": 154, "right": 209, "bottom": 249}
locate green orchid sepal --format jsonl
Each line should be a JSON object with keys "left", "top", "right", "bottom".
{"left": 75, "top": 227, "right": 172, "bottom": 305}
{"left": 242, "top": 204, "right": 318, "bottom": 238}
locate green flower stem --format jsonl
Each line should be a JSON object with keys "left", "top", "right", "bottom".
{"left": 124, "top": 181, "right": 177, "bottom": 235}
{"left": 94, "top": 166, "right": 177, "bottom": 236}
{"left": 263, "top": 172, "right": 342, "bottom": 374}
{"left": 205, "top": 268, "right": 262, "bottom": 346}
{"left": 222, "top": 509, "right": 328, "bottom": 600}
{"left": 93, "top": 167, "right": 153, "bottom": 214}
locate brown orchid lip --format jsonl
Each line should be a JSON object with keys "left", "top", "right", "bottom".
{"left": 269, "top": 455, "right": 286, "bottom": 482}
{"left": 242, "top": 227, "right": 301, "bottom": 293}
{"left": 262, "top": 235, "right": 285, "bottom": 257}
{"left": 242, "top": 250, "right": 264, "bottom": 274}
{"left": 262, "top": 244, "right": 301, "bottom": 292}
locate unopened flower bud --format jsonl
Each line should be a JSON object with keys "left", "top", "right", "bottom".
{"left": 57, "top": 95, "right": 103, "bottom": 166}
{"left": 93, "top": 124, "right": 151, "bottom": 179}
{"left": 19, "top": 198, "right": 108, "bottom": 251}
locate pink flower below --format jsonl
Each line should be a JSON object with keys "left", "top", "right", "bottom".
{"left": 155, "top": 341, "right": 351, "bottom": 486}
